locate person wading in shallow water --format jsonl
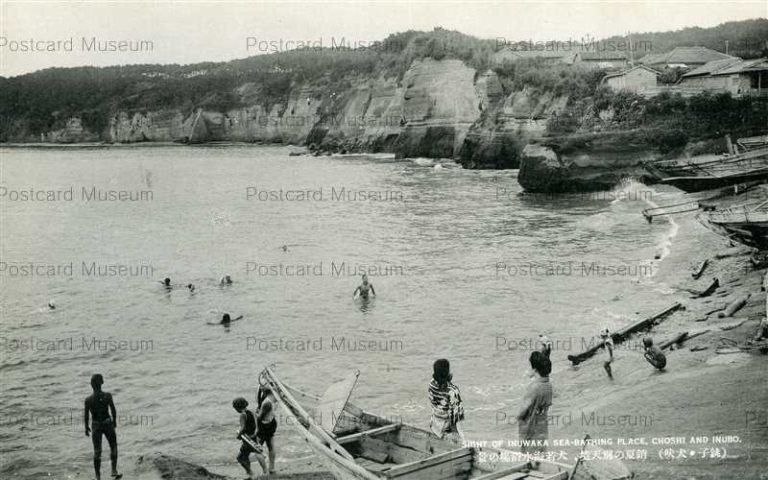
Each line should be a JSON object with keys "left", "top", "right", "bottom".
{"left": 233, "top": 397, "right": 267, "bottom": 479}
{"left": 428, "top": 359, "right": 465, "bottom": 443}
{"left": 353, "top": 274, "right": 376, "bottom": 300}
{"left": 84, "top": 374, "right": 121, "bottom": 480}
{"left": 517, "top": 351, "right": 553, "bottom": 467}
{"left": 256, "top": 386, "right": 278, "bottom": 474}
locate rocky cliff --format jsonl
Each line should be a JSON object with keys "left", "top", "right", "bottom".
{"left": 21, "top": 58, "right": 562, "bottom": 171}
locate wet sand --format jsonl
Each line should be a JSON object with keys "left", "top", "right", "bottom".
{"left": 543, "top": 205, "right": 768, "bottom": 479}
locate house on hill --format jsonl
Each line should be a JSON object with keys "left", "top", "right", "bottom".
{"left": 639, "top": 46, "right": 737, "bottom": 69}
{"left": 492, "top": 48, "right": 579, "bottom": 66}
{"left": 601, "top": 65, "right": 660, "bottom": 93}
{"left": 579, "top": 50, "right": 630, "bottom": 70}
{"left": 679, "top": 57, "right": 768, "bottom": 97}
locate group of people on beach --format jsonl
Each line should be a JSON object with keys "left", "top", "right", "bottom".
{"left": 427, "top": 338, "right": 554, "bottom": 459}
{"left": 427, "top": 329, "right": 669, "bottom": 462}
{"left": 232, "top": 386, "right": 279, "bottom": 478}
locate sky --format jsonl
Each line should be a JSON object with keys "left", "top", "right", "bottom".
{"left": 0, "top": 0, "right": 766, "bottom": 77}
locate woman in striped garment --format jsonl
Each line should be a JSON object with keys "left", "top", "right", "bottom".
{"left": 428, "top": 358, "right": 465, "bottom": 442}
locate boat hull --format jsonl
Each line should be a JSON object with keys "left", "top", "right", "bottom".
{"left": 699, "top": 215, "right": 768, "bottom": 250}
{"left": 660, "top": 168, "right": 768, "bottom": 193}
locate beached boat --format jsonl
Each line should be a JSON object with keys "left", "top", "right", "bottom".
{"left": 259, "top": 367, "right": 632, "bottom": 480}
{"left": 645, "top": 143, "right": 768, "bottom": 193}
{"left": 698, "top": 199, "right": 768, "bottom": 250}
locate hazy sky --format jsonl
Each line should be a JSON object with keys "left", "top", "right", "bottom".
{"left": 0, "top": 1, "right": 765, "bottom": 77}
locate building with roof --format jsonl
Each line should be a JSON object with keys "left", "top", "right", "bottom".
{"left": 601, "top": 65, "right": 660, "bottom": 93}
{"left": 491, "top": 47, "right": 579, "bottom": 66}
{"left": 639, "top": 46, "right": 737, "bottom": 70}
{"left": 579, "top": 50, "right": 630, "bottom": 70}
{"left": 679, "top": 57, "right": 768, "bottom": 96}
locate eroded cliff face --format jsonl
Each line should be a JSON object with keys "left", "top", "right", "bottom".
{"left": 23, "top": 58, "right": 556, "bottom": 168}
{"left": 17, "top": 58, "right": 638, "bottom": 192}
{"left": 458, "top": 81, "right": 569, "bottom": 169}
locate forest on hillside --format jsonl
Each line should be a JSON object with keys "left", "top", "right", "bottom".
{"left": 1, "top": 19, "right": 767, "bottom": 141}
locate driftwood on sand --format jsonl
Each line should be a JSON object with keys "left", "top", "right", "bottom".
{"left": 718, "top": 293, "right": 751, "bottom": 318}
{"left": 567, "top": 303, "right": 682, "bottom": 365}
{"left": 692, "top": 259, "right": 709, "bottom": 279}
{"left": 687, "top": 277, "right": 719, "bottom": 298}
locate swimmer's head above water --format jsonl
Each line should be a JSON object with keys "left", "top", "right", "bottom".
{"left": 222, "top": 313, "right": 231, "bottom": 324}
{"left": 220, "top": 275, "right": 232, "bottom": 285}
{"left": 48, "top": 300, "right": 56, "bottom": 310}
{"left": 163, "top": 278, "right": 171, "bottom": 287}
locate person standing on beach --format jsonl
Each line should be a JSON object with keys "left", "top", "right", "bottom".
{"left": 517, "top": 351, "right": 553, "bottom": 465}
{"left": 428, "top": 359, "right": 465, "bottom": 443}
{"left": 353, "top": 274, "right": 376, "bottom": 300}
{"left": 84, "top": 374, "right": 121, "bottom": 480}
{"left": 256, "top": 386, "right": 278, "bottom": 474}
{"left": 600, "top": 329, "right": 614, "bottom": 378}
{"left": 232, "top": 397, "right": 268, "bottom": 479}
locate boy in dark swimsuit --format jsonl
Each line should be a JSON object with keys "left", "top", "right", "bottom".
{"left": 233, "top": 397, "right": 267, "bottom": 479}
{"left": 84, "top": 374, "right": 121, "bottom": 480}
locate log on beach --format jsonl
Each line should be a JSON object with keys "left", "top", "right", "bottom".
{"left": 567, "top": 302, "right": 682, "bottom": 365}
{"left": 660, "top": 332, "right": 689, "bottom": 350}
{"left": 690, "top": 277, "right": 720, "bottom": 298}
{"left": 717, "top": 293, "right": 751, "bottom": 318}
{"left": 692, "top": 259, "right": 709, "bottom": 279}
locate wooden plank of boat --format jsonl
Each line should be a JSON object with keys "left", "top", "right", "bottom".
{"left": 383, "top": 447, "right": 474, "bottom": 479}
{"left": 337, "top": 424, "right": 402, "bottom": 445}
{"left": 568, "top": 302, "right": 682, "bottom": 364}
{"left": 471, "top": 463, "right": 528, "bottom": 480}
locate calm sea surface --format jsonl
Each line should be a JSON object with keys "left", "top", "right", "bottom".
{"left": 0, "top": 145, "right": 683, "bottom": 478}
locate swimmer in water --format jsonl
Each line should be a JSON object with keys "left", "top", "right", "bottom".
{"left": 187, "top": 284, "right": 195, "bottom": 293}
{"left": 220, "top": 275, "right": 233, "bottom": 285}
{"left": 600, "top": 329, "right": 614, "bottom": 379}
{"left": 160, "top": 278, "right": 172, "bottom": 290}
{"left": 48, "top": 300, "right": 56, "bottom": 310}
{"left": 208, "top": 313, "right": 244, "bottom": 326}
{"left": 353, "top": 274, "right": 376, "bottom": 300}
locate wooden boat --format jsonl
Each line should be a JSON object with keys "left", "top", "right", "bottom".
{"left": 259, "top": 367, "right": 631, "bottom": 480}
{"left": 645, "top": 145, "right": 768, "bottom": 193}
{"left": 567, "top": 303, "right": 682, "bottom": 365}
{"left": 698, "top": 199, "right": 768, "bottom": 250}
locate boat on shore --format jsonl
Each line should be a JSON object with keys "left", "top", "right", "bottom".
{"left": 698, "top": 198, "right": 768, "bottom": 250}
{"left": 645, "top": 136, "right": 768, "bottom": 193}
{"left": 259, "top": 367, "right": 632, "bottom": 480}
